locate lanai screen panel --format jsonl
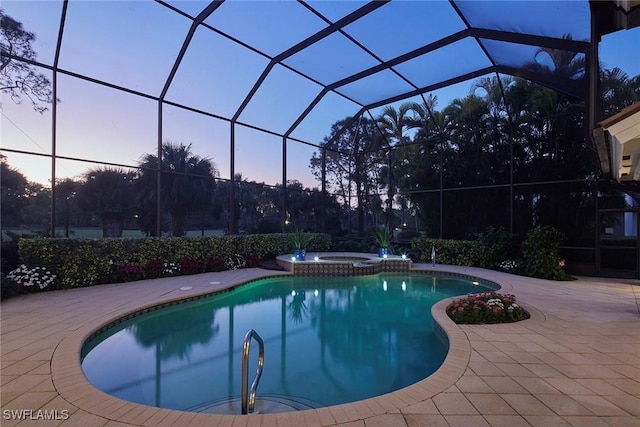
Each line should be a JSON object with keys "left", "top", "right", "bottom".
{"left": 342, "top": 1, "right": 467, "bottom": 61}
{"left": 1, "top": 0, "right": 62, "bottom": 65}
{"left": 393, "top": 38, "right": 493, "bottom": 89}
{"left": 204, "top": 1, "right": 328, "bottom": 57}
{"left": 165, "top": 27, "right": 270, "bottom": 118}
{"left": 455, "top": 1, "right": 591, "bottom": 41}
{"left": 55, "top": 75, "right": 157, "bottom": 169}
{"left": 59, "top": 1, "right": 189, "bottom": 95}
{"left": 162, "top": 105, "right": 230, "bottom": 180}
{"left": 238, "top": 65, "right": 323, "bottom": 135}
{"left": 289, "top": 92, "right": 363, "bottom": 145}
{"left": 283, "top": 32, "right": 381, "bottom": 87}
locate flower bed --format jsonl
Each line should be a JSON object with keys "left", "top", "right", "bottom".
{"left": 13, "top": 233, "right": 330, "bottom": 289}
{"left": 446, "top": 292, "right": 529, "bottom": 324}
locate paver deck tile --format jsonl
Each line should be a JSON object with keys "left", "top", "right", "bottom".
{"left": 453, "top": 375, "right": 495, "bottom": 394}
{"left": 431, "top": 392, "right": 478, "bottom": 415}
{"left": 499, "top": 393, "right": 556, "bottom": 416}
{"left": 481, "top": 376, "right": 529, "bottom": 394}
{"left": 481, "top": 414, "right": 531, "bottom": 426}
{"left": 403, "top": 413, "right": 448, "bottom": 427}
{"left": 443, "top": 414, "right": 491, "bottom": 426}
{"left": 1, "top": 265, "right": 638, "bottom": 426}
{"left": 361, "top": 413, "right": 406, "bottom": 427}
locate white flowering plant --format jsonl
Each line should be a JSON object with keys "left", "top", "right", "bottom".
{"left": 7, "top": 265, "right": 57, "bottom": 290}
{"left": 163, "top": 261, "right": 181, "bottom": 277}
{"left": 499, "top": 260, "right": 518, "bottom": 271}
{"left": 447, "top": 292, "right": 528, "bottom": 324}
{"left": 224, "top": 254, "right": 246, "bottom": 270}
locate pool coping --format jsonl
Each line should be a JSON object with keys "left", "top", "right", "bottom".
{"left": 49, "top": 264, "right": 510, "bottom": 425}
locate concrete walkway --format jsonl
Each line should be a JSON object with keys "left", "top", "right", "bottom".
{"left": 1, "top": 264, "right": 639, "bottom": 426}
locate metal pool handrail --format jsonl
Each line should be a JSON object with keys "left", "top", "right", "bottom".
{"left": 241, "top": 329, "right": 264, "bottom": 414}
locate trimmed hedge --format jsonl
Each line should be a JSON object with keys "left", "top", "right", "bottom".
{"left": 18, "top": 233, "right": 330, "bottom": 289}
{"left": 411, "top": 238, "right": 483, "bottom": 266}
{"left": 412, "top": 225, "right": 571, "bottom": 281}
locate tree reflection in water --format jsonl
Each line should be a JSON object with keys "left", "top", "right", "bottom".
{"left": 287, "top": 290, "right": 307, "bottom": 324}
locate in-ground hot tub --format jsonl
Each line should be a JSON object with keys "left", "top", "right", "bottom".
{"left": 276, "top": 252, "right": 412, "bottom": 276}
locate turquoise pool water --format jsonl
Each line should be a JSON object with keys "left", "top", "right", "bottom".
{"left": 81, "top": 273, "right": 497, "bottom": 413}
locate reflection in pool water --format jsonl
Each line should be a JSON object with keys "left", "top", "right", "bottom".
{"left": 81, "top": 273, "right": 497, "bottom": 413}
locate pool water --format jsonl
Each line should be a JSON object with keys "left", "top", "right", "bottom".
{"left": 81, "top": 273, "right": 497, "bottom": 413}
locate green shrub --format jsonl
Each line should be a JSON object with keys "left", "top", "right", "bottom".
{"left": 1, "top": 273, "right": 28, "bottom": 300}
{"left": 411, "top": 238, "right": 482, "bottom": 266}
{"left": 412, "top": 226, "right": 571, "bottom": 281}
{"left": 520, "top": 225, "right": 570, "bottom": 280}
{"left": 475, "top": 227, "right": 517, "bottom": 270}
{"left": 330, "top": 234, "right": 371, "bottom": 252}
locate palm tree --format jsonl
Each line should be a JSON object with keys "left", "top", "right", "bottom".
{"left": 78, "top": 167, "right": 136, "bottom": 237}
{"left": 600, "top": 67, "right": 639, "bottom": 117}
{"left": 376, "top": 103, "right": 418, "bottom": 228}
{"left": 136, "top": 142, "right": 218, "bottom": 236}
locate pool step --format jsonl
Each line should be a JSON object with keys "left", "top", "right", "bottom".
{"left": 190, "top": 394, "right": 319, "bottom": 414}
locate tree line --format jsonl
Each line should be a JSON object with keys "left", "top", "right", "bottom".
{"left": 312, "top": 62, "right": 638, "bottom": 242}
{"left": 0, "top": 145, "right": 347, "bottom": 238}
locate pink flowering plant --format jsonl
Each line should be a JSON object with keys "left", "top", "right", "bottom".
{"left": 120, "top": 264, "right": 145, "bottom": 282}
{"left": 446, "top": 292, "right": 528, "bottom": 324}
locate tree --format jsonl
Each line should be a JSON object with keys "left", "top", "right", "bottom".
{"left": 233, "top": 174, "right": 278, "bottom": 233}
{"left": 310, "top": 116, "right": 382, "bottom": 233}
{"left": 287, "top": 180, "right": 323, "bottom": 232}
{"left": 0, "top": 156, "right": 52, "bottom": 234}
{"left": 136, "top": 142, "right": 218, "bottom": 236}
{"left": 600, "top": 67, "right": 639, "bottom": 117}
{"left": 55, "top": 178, "right": 82, "bottom": 238}
{"left": 376, "top": 103, "right": 418, "bottom": 228}
{"left": 78, "top": 167, "right": 136, "bottom": 238}
{"left": 528, "top": 35, "right": 585, "bottom": 82}
{"left": 0, "top": 155, "right": 28, "bottom": 227}
{"left": 399, "top": 96, "right": 443, "bottom": 234}
{"left": 19, "top": 182, "right": 51, "bottom": 236}
{"left": 0, "top": 9, "right": 54, "bottom": 113}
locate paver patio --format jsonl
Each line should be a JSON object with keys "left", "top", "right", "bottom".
{"left": 1, "top": 263, "right": 639, "bottom": 426}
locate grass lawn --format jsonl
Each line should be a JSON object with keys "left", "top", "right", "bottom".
{"left": 1, "top": 227, "right": 226, "bottom": 241}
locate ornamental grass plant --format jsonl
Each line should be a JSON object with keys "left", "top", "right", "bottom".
{"left": 446, "top": 292, "right": 529, "bottom": 324}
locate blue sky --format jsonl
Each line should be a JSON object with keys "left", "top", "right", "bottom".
{"left": 1, "top": 1, "right": 639, "bottom": 188}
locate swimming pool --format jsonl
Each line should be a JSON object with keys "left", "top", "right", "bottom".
{"left": 81, "top": 272, "right": 498, "bottom": 414}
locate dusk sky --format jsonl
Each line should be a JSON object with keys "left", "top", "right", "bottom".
{"left": 1, "top": 1, "right": 639, "bottom": 188}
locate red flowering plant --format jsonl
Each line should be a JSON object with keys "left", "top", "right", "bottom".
{"left": 446, "top": 292, "right": 528, "bottom": 324}
{"left": 243, "top": 253, "right": 261, "bottom": 268}
{"left": 144, "top": 259, "right": 165, "bottom": 279}
{"left": 180, "top": 257, "right": 203, "bottom": 275}
{"left": 204, "top": 257, "right": 225, "bottom": 272}
{"left": 120, "top": 264, "right": 145, "bottom": 282}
